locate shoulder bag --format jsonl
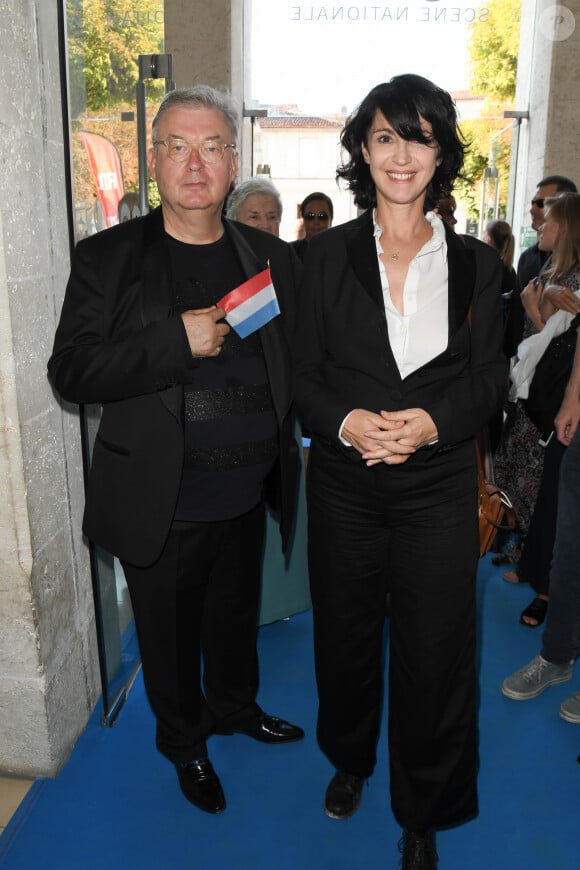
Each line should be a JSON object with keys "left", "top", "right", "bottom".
{"left": 475, "top": 431, "right": 516, "bottom": 558}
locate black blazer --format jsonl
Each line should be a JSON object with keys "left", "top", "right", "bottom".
{"left": 48, "top": 208, "right": 301, "bottom": 567}
{"left": 294, "top": 209, "right": 507, "bottom": 462}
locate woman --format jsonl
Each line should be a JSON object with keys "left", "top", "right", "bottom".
{"left": 294, "top": 75, "right": 506, "bottom": 868}
{"left": 226, "top": 176, "right": 282, "bottom": 236}
{"left": 291, "top": 191, "right": 333, "bottom": 261}
{"left": 483, "top": 220, "right": 518, "bottom": 452}
{"left": 484, "top": 219, "right": 517, "bottom": 322}
{"left": 503, "top": 192, "right": 580, "bottom": 626}
{"left": 491, "top": 215, "right": 558, "bottom": 580}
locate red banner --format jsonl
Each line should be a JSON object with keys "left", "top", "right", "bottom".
{"left": 79, "top": 131, "right": 125, "bottom": 228}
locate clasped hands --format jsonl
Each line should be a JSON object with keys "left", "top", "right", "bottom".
{"left": 341, "top": 407, "right": 438, "bottom": 466}
{"left": 181, "top": 306, "right": 230, "bottom": 357}
{"left": 542, "top": 283, "right": 580, "bottom": 316}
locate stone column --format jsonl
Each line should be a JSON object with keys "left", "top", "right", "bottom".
{"left": 512, "top": 0, "right": 580, "bottom": 250}
{"left": 0, "top": 1, "right": 100, "bottom": 777}
{"left": 163, "top": 0, "right": 252, "bottom": 177}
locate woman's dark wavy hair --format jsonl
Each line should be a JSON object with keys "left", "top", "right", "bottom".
{"left": 337, "top": 74, "right": 466, "bottom": 211}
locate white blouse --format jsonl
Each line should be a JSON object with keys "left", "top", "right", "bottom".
{"left": 374, "top": 209, "right": 449, "bottom": 379}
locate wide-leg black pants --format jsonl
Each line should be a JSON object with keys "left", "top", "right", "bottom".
{"left": 122, "top": 503, "right": 265, "bottom": 763}
{"left": 307, "top": 439, "right": 479, "bottom": 831}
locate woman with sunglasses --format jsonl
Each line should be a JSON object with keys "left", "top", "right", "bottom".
{"left": 291, "top": 191, "right": 333, "bottom": 261}
{"left": 294, "top": 75, "right": 507, "bottom": 868}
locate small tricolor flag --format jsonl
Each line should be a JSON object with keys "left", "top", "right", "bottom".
{"left": 217, "top": 268, "right": 280, "bottom": 339}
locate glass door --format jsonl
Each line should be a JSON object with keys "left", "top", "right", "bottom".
{"left": 248, "top": 0, "right": 523, "bottom": 237}
{"left": 60, "top": 0, "right": 167, "bottom": 725}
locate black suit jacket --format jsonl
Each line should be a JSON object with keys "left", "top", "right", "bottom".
{"left": 48, "top": 208, "right": 301, "bottom": 566}
{"left": 294, "top": 209, "right": 507, "bottom": 461}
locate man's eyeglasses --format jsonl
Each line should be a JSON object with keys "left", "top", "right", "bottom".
{"left": 531, "top": 198, "right": 545, "bottom": 209}
{"left": 153, "top": 136, "right": 236, "bottom": 165}
{"left": 304, "top": 211, "right": 330, "bottom": 221}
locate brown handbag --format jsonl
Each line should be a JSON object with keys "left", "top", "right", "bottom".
{"left": 467, "top": 306, "right": 516, "bottom": 556}
{"left": 475, "top": 432, "right": 516, "bottom": 558}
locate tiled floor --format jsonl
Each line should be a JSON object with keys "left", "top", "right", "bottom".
{"left": 0, "top": 778, "right": 34, "bottom": 835}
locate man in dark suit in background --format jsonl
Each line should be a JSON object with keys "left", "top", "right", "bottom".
{"left": 504, "top": 174, "right": 577, "bottom": 357}
{"left": 48, "top": 85, "right": 303, "bottom": 815}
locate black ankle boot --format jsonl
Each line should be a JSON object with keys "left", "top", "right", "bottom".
{"left": 398, "top": 829, "right": 438, "bottom": 869}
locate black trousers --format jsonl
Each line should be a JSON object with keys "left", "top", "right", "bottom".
{"left": 122, "top": 503, "right": 265, "bottom": 763}
{"left": 519, "top": 436, "right": 566, "bottom": 594}
{"left": 307, "top": 439, "right": 479, "bottom": 831}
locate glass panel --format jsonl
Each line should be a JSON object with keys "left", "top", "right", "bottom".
{"left": 248, "top": 0, "right": 523, "bottom": 239}
{"left": 66, "top": 0, "right": 166, "bottom": 240}
{"left": 61, "top": 0, "right": 166, "bottom": 724}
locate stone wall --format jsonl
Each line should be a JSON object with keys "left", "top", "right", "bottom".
{"left": 0, "top": 0, "right": 100, "bottom": 777}
{"left": 512, "top": 0, "right": 580, "bottom": 246}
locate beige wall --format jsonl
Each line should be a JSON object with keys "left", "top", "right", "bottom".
{"left": 511, "top": 0, "right": 580, "bottom": 252}
{"left": 164, "top": 0, "right": 252, "bottom": 177}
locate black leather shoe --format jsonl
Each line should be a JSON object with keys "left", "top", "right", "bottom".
{"left": 398, "top": 830, "right": 438, "bottom": 869}
{"left": 175, "top": 758, "right": 226, "bottom": 814}
{"left": 324, "top": 770, "right": 364, "bottom": 820}
{"left": 215, "top": 713, "right": 304, "bottom": 744}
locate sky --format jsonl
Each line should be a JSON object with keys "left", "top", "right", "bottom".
{"left": 249, "top": 0, "right": 484, "bottom": 115}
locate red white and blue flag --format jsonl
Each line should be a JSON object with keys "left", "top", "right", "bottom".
{"left": 217, "top": 267, "right": 280, "bottom": 339}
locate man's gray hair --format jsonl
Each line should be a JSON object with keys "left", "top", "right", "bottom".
{"left": 226, "top": 177, "right": 283, "bottom": 220}
{"left": 151, "top": 85, "right": 239, "bottom": 143}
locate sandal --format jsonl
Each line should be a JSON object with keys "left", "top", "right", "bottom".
{"left": 519, "top": 596, "right": 548, "bottom": 627}
{"left": 503, "top": 568, "right": 523, "bottom": 584}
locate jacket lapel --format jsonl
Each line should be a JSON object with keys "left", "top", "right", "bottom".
{"left": 139, "top": 208, "right": 182, "bottom": 421}
{"left": 223, "top": 218, "right": 266, "bottom": 277}
{"left": 446, "top": 226, "right": 476, "bottom": 335}
{"left": 345, "top": 209, "right": 385, "bottom": 312}
{"left": 345, "top": 209, "right": 402, "bottom": 380}
{"left": 140, "top": 208, "right": 172, "bottom": 326}
{"left": 344, "top": 212, "right": 477, "bottom": 380}
{"left": 223, "top": 219, "right": 291, "bottom": 423}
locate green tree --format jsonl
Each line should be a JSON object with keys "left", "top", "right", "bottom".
{"left": 468, "top": 0, "right": 521, "bottom": 103}
{"left": 67, "top": 0, "right": 165, "bottom": 116}
{"left": 454, "top": 128, "right": 488, "bottom": 218}
{"left": 66, "top": 0, "right": 167, "bottom": 218}
{"left": 459, "top": 0, "right": 522, "bottom": 219}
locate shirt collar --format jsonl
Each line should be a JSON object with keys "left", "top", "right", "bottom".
{"left": 373, "top": 209, "right": 448, "bottom": 261}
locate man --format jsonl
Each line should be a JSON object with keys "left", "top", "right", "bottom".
{"left": 48, "top": 86, "right": 304, "bottom": 814}
{"left": 501, "top": 326, "right": 580, "bottom": 723}
{"left": 504, "top": 175, "right": 577, "bottom": 357}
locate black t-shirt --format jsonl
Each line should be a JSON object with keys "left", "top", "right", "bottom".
{"left": 167, "top": 232, "right": 278, "bottom": 521}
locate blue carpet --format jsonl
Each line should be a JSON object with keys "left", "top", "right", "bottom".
{"left": 2, "top": 555, "right": 579, "bottom": 869}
